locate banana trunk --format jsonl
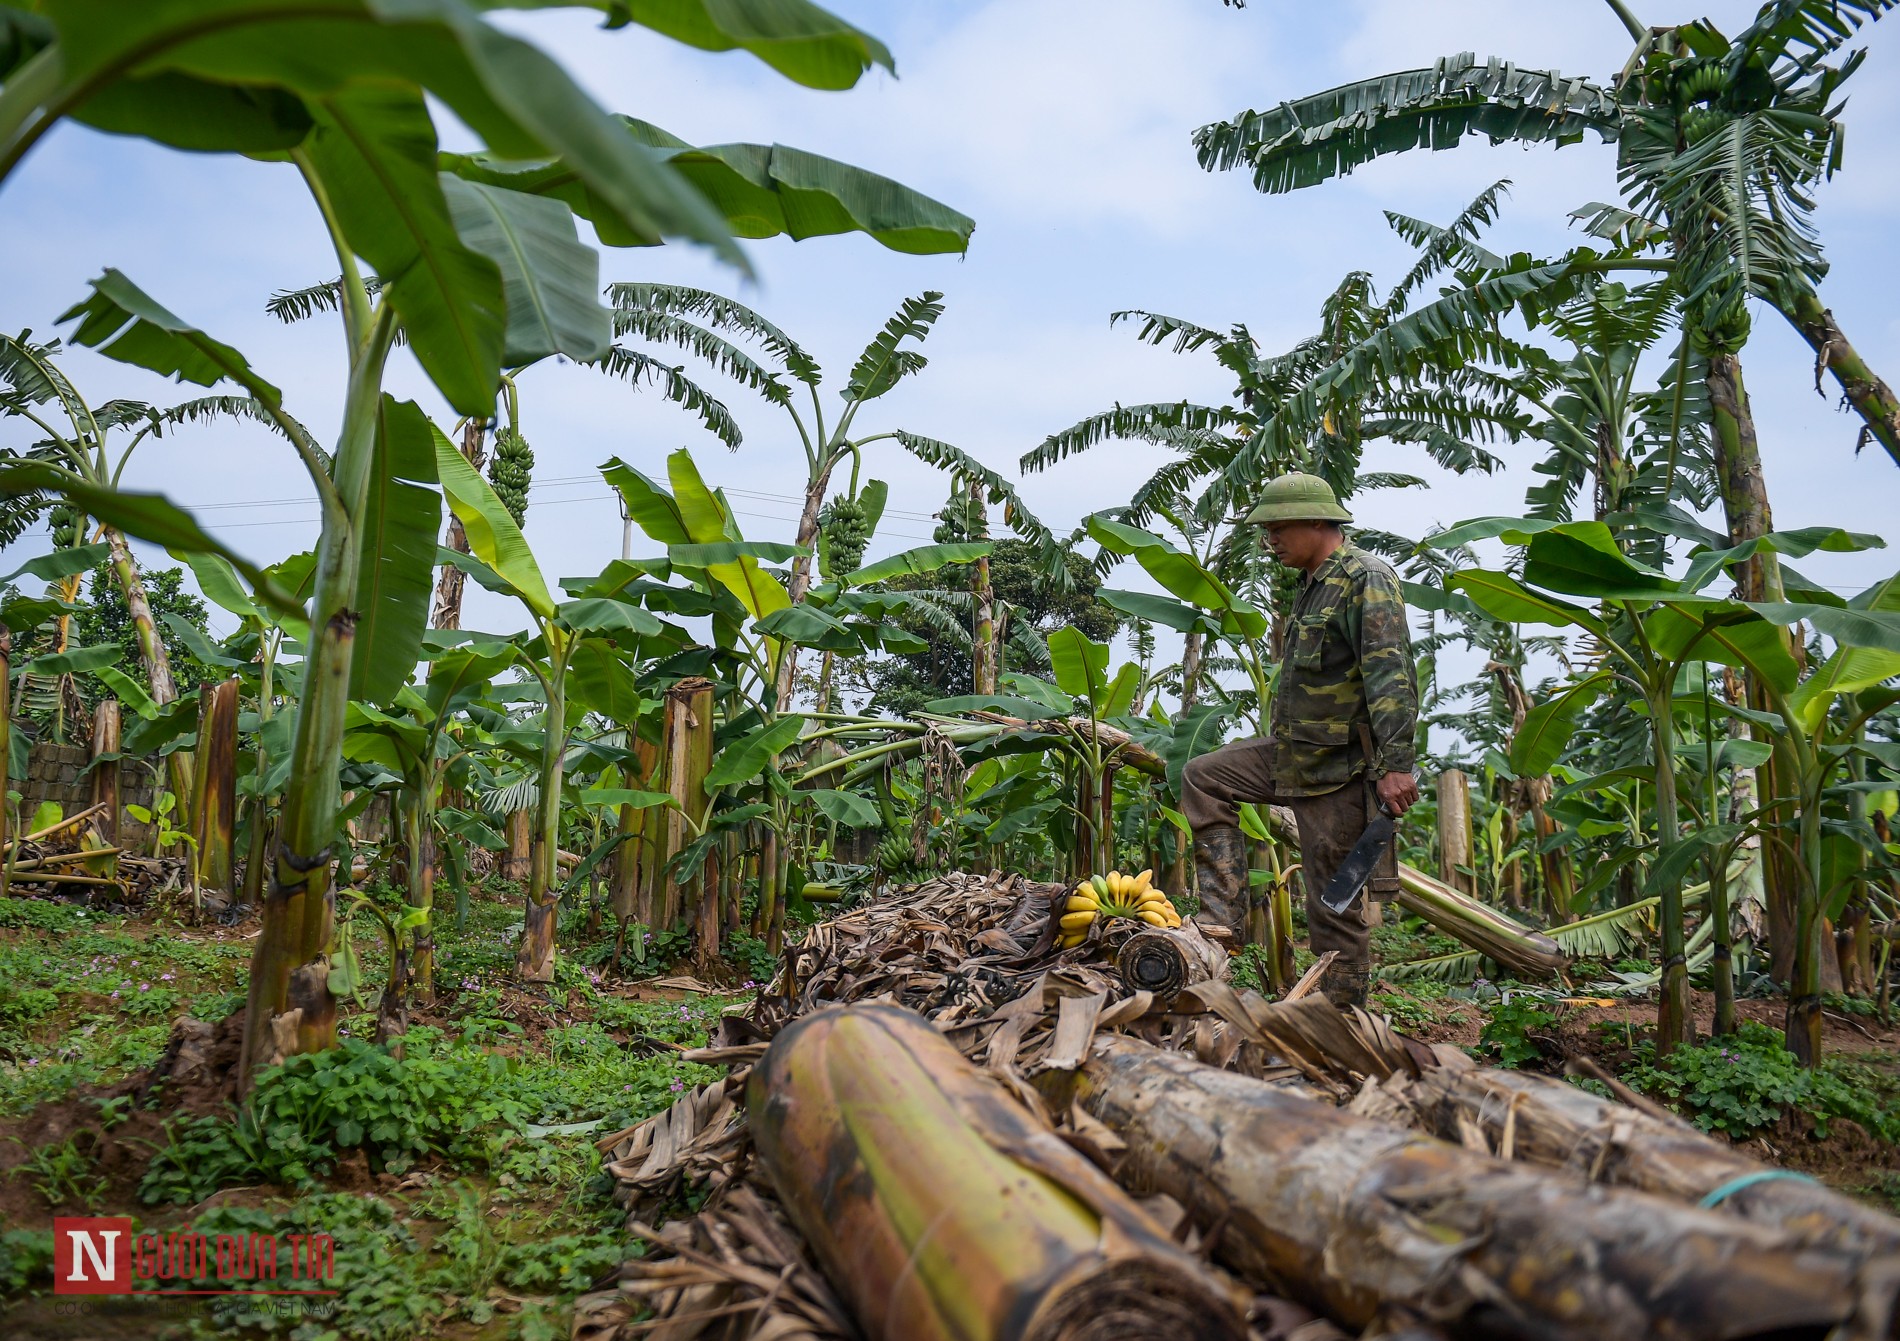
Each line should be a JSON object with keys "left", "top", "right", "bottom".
{"left": 192, "top": 676, "right": 241, "bottom": 896}
{"left": 750, "top": 1004, "right": 1249, "bottom": 1341}
{"left": 1264, "top": 807, "right": 1566, "bottom": 978}
{"left": 1064, "top": 1035, "right": 1896, "bottom": 1341}
{"left": 89, "top": 699, "right": 120, "bottom": 850}
{"left": 1115, "top": 923, "right": 1227, "bottom": 1002}
{"left": 659, "top": 677, "right": 714, "bottom": 932}
{"left": 1384, "top": 1051, "right": 1900, "bottom": 1262}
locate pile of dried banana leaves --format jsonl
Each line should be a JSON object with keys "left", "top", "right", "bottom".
{"left": 576, "top": 872, "right": 1900, "bottom": 1341}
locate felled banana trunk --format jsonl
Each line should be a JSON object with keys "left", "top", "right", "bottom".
{"left": 749, "top": 1004, "right": 1250, "bottom": 1341}
{"left": 1382, "top": 1049, "right": 1900, "bottom": 1262}
{"left": 1115, "top": 923, "right": 1227, "bottom": 1002}
{"left": 1265, "top": 807, "right": 1567, "bottom": 978}
{"left": 1067, "top": 1035, "right": 1897, "bottom": 1341}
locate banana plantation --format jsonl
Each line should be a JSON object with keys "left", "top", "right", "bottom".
{"left": 6, "top": 1, "right": 1900, "bottom": 1338}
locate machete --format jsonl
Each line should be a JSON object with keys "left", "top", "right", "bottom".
{"left": 1319, "top": 802, "right": 1397, "bottom": 914}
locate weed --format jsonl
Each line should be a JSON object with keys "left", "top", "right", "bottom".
{"left": 1227, "top": 945, "right": 1271, "bottom": 996}
{"left": 1848, "top": 1170, "right": 1900, "bottom": 1215}
{"left": 1475, "top": 996, "right": 1555, "bottom": 1069}
{"left": 1824, "top": 992, "right": 1881, "bottom": 1019}
{"left": 1624, "top": 1022, "right": 1900, "bottom": 1140}
{"left": 90, "top": 1093, "right": 132, "bottom": 1129}
{"left": 119, "top": 984, "right": 184, "bottom": 1019}
{"left": 184, "top": 1194, "right": 432, "bottom": 1340}
{"left": 0, "top": 1229, "right": 54, "bottom": 1294}
{"left": 723, "top": 930, "right": 776, "bottom": 986}
{"left": 0, "top": 983, "right": 58, "bottom": 1029}
{"left": 0, "top": 1020, "right": 168, "bottom": 1115}
{"left": 0, "top": 897, "right": 96, "bottom": 933}
{"left": 8, "top": 1133, "right": 106, "bottom": 1210}
{"left": 1371, "top": 990, "right": 1435, "bottom": 1031}
{"left": 140, "top": 1024, "right": 712, "bottom": 1205}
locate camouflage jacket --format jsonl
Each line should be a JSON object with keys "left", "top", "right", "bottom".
{"left": 1269, "top": 542, "right": 1418, "bottom": 797}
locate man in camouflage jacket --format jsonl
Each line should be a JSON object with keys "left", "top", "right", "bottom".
{"left": 1182, "top": 473, "right": 1420, "bottom": 1007}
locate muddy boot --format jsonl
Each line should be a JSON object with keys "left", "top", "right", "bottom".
{"left": 1192, "top": 825, "right": 1249, "bottom": 940}
{"left": 1319, "top": 959, "right": 1369, "bottom": 1010}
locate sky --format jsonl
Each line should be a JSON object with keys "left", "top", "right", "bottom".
{"left": 3, "top": 0, "right": 1898, "bottom": 717}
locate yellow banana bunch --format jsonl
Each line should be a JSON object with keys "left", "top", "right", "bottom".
{"left": 1056, "top": 868, "right": 1182, "bottom": 948}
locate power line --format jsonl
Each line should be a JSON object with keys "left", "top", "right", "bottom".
{"left": 99, "top": 476, "right": 952, "bottom": 524}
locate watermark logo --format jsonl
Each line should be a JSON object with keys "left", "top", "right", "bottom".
{"left": 52, "top": 1218, "right": 335, "bottom": 1298}
{"left": 54, "top": 1218, "right": 131, "bottom": 1295}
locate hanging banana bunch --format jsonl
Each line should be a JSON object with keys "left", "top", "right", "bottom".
{"left": 818, "top": 493, "right": 870, "bottom": 580}
{"left": 488, "top": 425, "right": 535, "bottom": 527}
{"left": 1059, "top": 869, "right": 1182, "bottom": 948}
{"left": 47, "top": 502, "right": 82, "bottom": 548}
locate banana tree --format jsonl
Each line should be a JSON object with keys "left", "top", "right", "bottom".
{"left": 1020, "top": 186, "right": 1529, "bottom": 540}
{"left": 606, "top": 444, "right": 989, "bottom": 947}
{"left": 1, "top": 0, "right": 989, "bottom": 1084}
{"left": 266, "top": 104, "right": 979, "bottom": 632}
{"left": 601, "top": 285, "right": 1053, "bottom": 711}
{"left": 339, "top": 635, "right": 513, "bottom": 999}
{"left": 1199, "top": 1, "right": 1900, "bottom": 973}
{"left": 433, "top": 437, "right": 676, "bottom": 982}
{"left": 1084, "top": 514, "right": 1272, "bottom": 720}
{"left": 1194, "top": 0, "right": 1900, "bottom": 465}
{"left": 0, "top": 335, "right": 302, "bottom": 806}
{"left": 168, "top": 549, "right": 317, "bottom": 909}
{"left": 1443, "top": 516, "right": 1896, "bottom": 1057}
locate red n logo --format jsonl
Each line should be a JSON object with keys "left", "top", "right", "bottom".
{"left": 53, "top": 1217, "right": 132, "bottom": 1295}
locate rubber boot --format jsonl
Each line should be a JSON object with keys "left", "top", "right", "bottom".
{"left": 1192, "top": 825, "right": 1249, "bottom": 940}
{"left": 1319, "top": 959, "right": 1369, "bottom": 1010}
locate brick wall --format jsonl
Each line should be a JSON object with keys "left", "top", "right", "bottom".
{"left": 17, "top": 740, "right": 158, "bottom": 848}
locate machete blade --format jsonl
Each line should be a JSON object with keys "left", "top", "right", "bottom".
{"left": 1319, "top": 810, "right": 1397, "bottom": 915}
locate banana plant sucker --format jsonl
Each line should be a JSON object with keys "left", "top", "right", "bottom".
{"left": 1773, "top": 689, "right": 1885, "bottom": 1067}
{"left": 515, "top": 630, "right": 570, "bottom": 983}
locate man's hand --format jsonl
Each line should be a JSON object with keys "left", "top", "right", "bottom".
{"left": 1375, "top": 769, "right": 1420, "bottom": 817}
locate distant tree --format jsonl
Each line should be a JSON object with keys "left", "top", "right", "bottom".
{"left": 864, "top": 540, "right": 1120, "bottom": 715}
{"left": 72, "top": 564, "right": 211, "bottom": 700}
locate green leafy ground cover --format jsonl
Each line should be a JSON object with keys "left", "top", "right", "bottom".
{"left": 0, "top": 890, "right": 735, "bottom": 1339}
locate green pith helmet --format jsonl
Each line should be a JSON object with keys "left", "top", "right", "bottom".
{"left": 1244, "top": 472, "right": 1353, "bottom": 525}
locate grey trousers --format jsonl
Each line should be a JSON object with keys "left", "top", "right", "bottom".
{"left": 1181, "top": 735, "right": 1397, "bottom": 976}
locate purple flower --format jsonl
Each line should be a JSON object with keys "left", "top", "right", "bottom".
{"left": 138, "top": 983, "right": 150, "bottom": 992}
{"left": 109, "top": 991, "right": 120, "bottom": 999}
{"left": 668, "top": 1080, "right": 684, "bottom": 1092}
{"left": 159, "top": 973, "right": 175, "bottom": 982}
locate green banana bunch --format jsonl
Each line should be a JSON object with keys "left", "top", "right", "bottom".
{"left": 488, "top": 426, "right": 535, "bottom": 527}
{"left": 820, "top": 494, "right": 870, "bottom": 579}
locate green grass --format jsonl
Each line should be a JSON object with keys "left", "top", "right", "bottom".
{"left": 0, "top": 884, "right": 739, "bottom": 1337}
